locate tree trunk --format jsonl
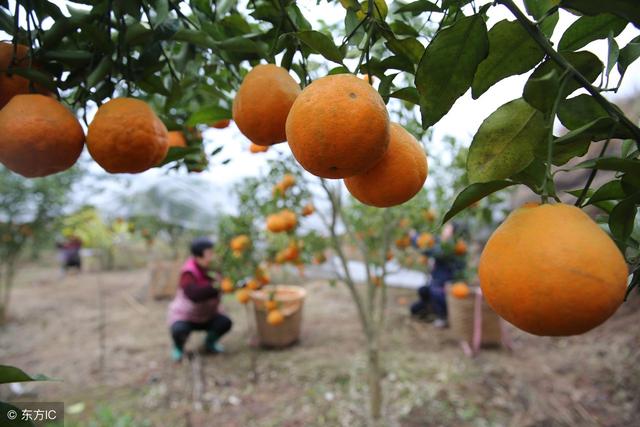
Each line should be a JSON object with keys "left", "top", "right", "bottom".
{"left": 367, "top": 341, "right": 383, "bottom": 425}
{"left": 0, "top": 260, "right": 16, "bottom": 324}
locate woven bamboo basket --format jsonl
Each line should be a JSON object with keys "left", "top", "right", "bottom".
{"left": 251, "top": 285, "right": 306, "bottom": 348}
{"left": 148, "top": 259, "right": 182, "bottom": 300}
{"left": 446, "top": 285, "right": 503, "bottom": 349}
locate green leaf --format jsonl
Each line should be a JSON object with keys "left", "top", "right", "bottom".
{"left": 559, "top": 0, "right": 640, "bottom": 29}
{"left": 511, "top": 158, "right": 547, "bottom": 192}
{"left": 186, "top": 105, "right": 231, "bottom": 126}
{"left": 523, "top": 0, "right": 558, "bottom": 19}
{"left": 389, "top": 87, "right": 419, "bottom": 104}
{"left": 395, "top": 1, "right": 441, "bottom": 15}
{"left": 467, "top": 98, "right": 547, "bottom": 183}
{"left": 552, "top": 134, "right": 592, "bottom": 165}
{"left": 86, "top": 56, "right": 113, "bottom": 88}
{"left": 390, "top": 20, "right": 420, "bottom": 37}
{"left": 557, "top": 94, "right": 608, "bottom": 129}
{"left": 588, "top": 180, "right": 626, "bottom": 205}
{"left": 297, "top": 30, "right": 344, "bottom": 64}
{"left": 472, "top": 19, "right": 545, "bottom": 99}
{"left": 558, "top": 13, "right": 627, "bottom": 52}
{"left": 442, "top": 180, "right": 517, "bottom": 223}
{"left": 384, "top": 36, "right": 424, "bottom": 64}
{"left": 125, "top": 22, "right": 153, "bottom": 45}
{"left": 523, "top": 69, "right": 560, "bottom": 117}
{"left": 523, "top": 51, "right": 603, "bottom": 114}
{"left": 0, "top": 365, "right": 52, "bottom": 384}
{"left": 159, "top": 146, "right": 203, "bottom": 166}
{"left": 416, "top": 14, "right": 489, "bottom": 128}
{"left": 539, "top": 11, "right": 560, "bottom": 38}
{"left": 609, "top": 194, "right": 639, "bottom": 243}
{"left": 554, "top": 117, "right": 618, "bottom": 145}
{"left": 9, "top": 68, "right": 58, "bottom": 93}
{"left": 0, "top": 402, "right": 35, "bottom": 426}
{"left": 618, "top": 35, "right": 640, "bottom": 80}
{"left": 606, "top": 31, "right": 620, "bottom": 80}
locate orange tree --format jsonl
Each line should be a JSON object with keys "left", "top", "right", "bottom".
{"left": 1, "top": 0, "right": 640, "bottom": 423}
{"left": 0, "top": 167, "right": 80, "bottom": 321}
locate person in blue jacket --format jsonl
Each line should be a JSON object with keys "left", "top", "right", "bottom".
{"left": 409, "top": 222, "right": 467, "bottom": 328}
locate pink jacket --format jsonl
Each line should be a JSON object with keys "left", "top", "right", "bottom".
{"left": 167, "top": 258, "right": 220, "bottom": 325}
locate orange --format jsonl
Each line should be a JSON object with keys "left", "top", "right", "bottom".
{"left": 246, "top": 278, "right": 260, "bottom": 290}
{"left": 230, "top": 234, "right": 250, "bottom": 251}
{"left": 211, "top": 119, "right": 230, "bottom": 129}
{"left": 286, "top": 74, "right": 390, "bottom": 178}
{"left": 282, "top": 241, "right": 300, "bottom": 262}
{"left": 0, "top": 42, "right": 50, "bottom": 110}
{"left": 302, "top": 203, "right": 315, "bottom": 216}
{"left": 265, "top": 300, "right": 278, "bottom": 311}
{"left": 0, "top": 94, "right": 84, "bottom": 177}
{"left": 281, "top": 174, "right": 296, "bottom": 189}
{"left": 395, "top": 235, "right": 411, "bottom": 250}
{"left": 167, "top": 131, "right": 187, "bottom": 147}
{"left": 221, "top": 277, "right": 234, "bottom": 293}
{"left": 87, "top": 98, "right": 168, "bottom": 173}
{"left": 236, "top": 288, "right": 251, "bottom": 304}
{"left": 399, "top": 218, "right": 411, "bottom": 228}
{"left": 479, "top": 203, "right": 628, "bottom": 336}
{"left": 454, "top": 240, "right": 467, "bottom": 255}
{"left": 345, "top": 122, "right": 427, "bottom": 207}
{"left": 232, "top": 64, "right": 300, "bottom": 146}
{"left": 386, "top": 251, "right": 394, "bottom": 261}
{"left": 266, "top": 213, "right": 287, "bottom": 233}
{"left": 249, "top": 143, "right": 269, "bottom": 153}
{"left": 423, "top": 209, "right": 436, "bottom": 222}
{"left": 267, "top": 309, "right": 285, "bottom": 326}
{"left": 280, "top": 209, "right": 298, "bottom": 231}
{"left": 450, "top": 282, "right": 470, "bottom": 299}
{"left": 313, "top": 252, "right": 327, "bottom": 264}
{"left": 417, "top": 232, "right": 435, "bottom": 249}
{"left": 419, "top": 255, "right": 429, "bottom": 265}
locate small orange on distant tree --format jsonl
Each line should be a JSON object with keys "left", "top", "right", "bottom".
{"left": 417, "top": 232, "right": 435, "bottom": 249}
{"left": 454, "top": 240, "right": 467, "bottom": 255}
{"left": 221, "top": 278, "right": 234, "bottom": 293}
{"left": 450, "top": 282, "right": 470, "bottom": 299}
{"left": 167, "top": 131, "right": 187, "bottom": 147}
{"left": 302, "top": 203, "right": 315, "bottom": 216}
{"left": 230, "top": 234, "right": 250, "bottom": 251}
{"left": 250, "top": 143, "right": 269, "bottom": 154}
{"left": 236, "top": 289, "right": 251, "bottom": 304}
{"left": 246, "top": 278, "right": 260, "bottom": 290}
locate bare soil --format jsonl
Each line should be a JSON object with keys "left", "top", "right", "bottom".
{"left": 1, "top": 264, "right": 638, "bottom": 427}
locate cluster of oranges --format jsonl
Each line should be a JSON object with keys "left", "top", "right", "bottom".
{"left": 232, "top": 64, "right": 428, "bottom": 208}
{"left": 266, "top": 209, "right": 298, "bottom": 233}
{"left": 229, "top": 234, "right": 251, "bottom": 257}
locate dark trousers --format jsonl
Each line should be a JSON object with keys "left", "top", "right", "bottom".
{"left": 170, "top": 314, "right": 232, "bottom": 351}
{"left": 410, "top": 284, "right": 447, "bottom": 320}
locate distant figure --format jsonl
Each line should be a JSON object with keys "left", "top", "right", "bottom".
{"left": 409, "top": 223, "right": 466, "bottom": 328}
{"left": 167, "top": 237, "right": 232, "bottom": 362}
{"left": 57, "top": 235, "right": 82, "bottom": 274}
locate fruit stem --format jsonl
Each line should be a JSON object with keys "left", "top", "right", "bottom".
{"left": 541, "top": 70, "right": 570, "bottom": 203}
{"left": 497, "top": 0, "right": 640, "bottom": 149}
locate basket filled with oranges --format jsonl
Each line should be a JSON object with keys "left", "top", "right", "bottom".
{"left": 250, "top": 285, "right": 306, "bottom": 348}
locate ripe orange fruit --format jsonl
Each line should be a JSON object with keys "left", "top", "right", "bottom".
{"left": 167, "top": 131, "right": 187, "bottom": 147}
{"left": 281, "top": 174, "right": 296, "bottom": 189}
{"left": 267, "top": 309, "right": 285, "bottom": 326}
{"left": 230, "top": 234, "right": 250, "bottom": 251}
{"left": 211, "top": 119, "right": 231, "bottom": 129}
{"left": 302, "top": 203, "right": 315, "bottom": 216}
{"left": 0, "top": 42, "right": 50, "bottom": 109}
{"left": 0, "top": 94, "right": 84, "bottom": 177}
{"left": 246, "top": 278, "right": 260, "bottom": 290}
{"left": 479, "top": 203, "right": 628, "bottom": 336}
{"left": 265, "top": 300, "right": 278, "bottom": 311}
{"left": 233, "top": 64, "right": 300, "bottom": 146}
{"left": 249, "top": 143, "right": 269, "bottom": 153}
{"left": 221, "top": 277, "right": 234, "bottom": 293}
{"left": 236, "top": 288, "right": 251, "bottom": 304}
{"left": 450, "top": 282, "right": 470, "bottom": 299}
{"left": 345, "top": 122, "right": 427, "bottom": 207}
{"left": 87, "top": 98, "right": 168, "bottom": 173}
{"left": 280, "top": 209, "right": 298, "bottom": 231}
{"left": 417, "top": 232, "right": 435, "bottom": 249}
{"left": 454, "top": 240, "right": 467, "bottom": 255}
{"left": 266, "top": 213, "right": 287, "bottom": 233}
{"left": 423, "top": 209, "right": 436, "bottom": 222}
{"left": 282, "top": 241, "right": 300, "bottom": 262}
{"left": 286, "top": 74, "right": 390, "bottom": 178}
{"left": 399, "top": 218, "right": 411, "bottom": 228}
{"left": 395, "top": 235, "right": 411, "bottom": 249}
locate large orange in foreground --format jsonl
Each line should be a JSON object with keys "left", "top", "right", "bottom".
{"left": 0, "top": 94, "right": 84, "bottom": 177}
{"left": 344, "top": 122, "right": 427, "bottom": 207}
{"left": 479, "top": 203, "right": 628, "bottom": 336}
{"left": 87, "top": 98, "right": 169, "bottom": 173}
{"left": 286, "top": 74, "right": 390, "bottom": 178}
{"left": 232, "top": 64, "right": 300, "bottom": 146}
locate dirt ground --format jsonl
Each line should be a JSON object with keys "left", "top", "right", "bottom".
{"left": 1, "top": 264, "right": 639, "bottom": 427}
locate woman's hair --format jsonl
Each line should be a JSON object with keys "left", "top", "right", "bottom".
{"left": 190, "top": 237, "right": 214, "bottom": 257}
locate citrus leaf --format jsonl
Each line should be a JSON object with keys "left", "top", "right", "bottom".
{"left": 187, "top": 105, "right": 231, "bottom": 126}
{"left": 467, "top": 98, "right": 547, "bottom": 183}
{"left": 0, "top": 365, "right": 53, "bottom": 384}
{"left": 587, "top": 180, "right": 626, "bottom": 205}
{"left": 442, "top": 180, "right": 517, "bottom": 223}
{"left": 416, "top": 14, "right": 488, "bottom": 128}
{"left": 395, "top": 0, "right": 441, "bottom": 15}
{"left": 559, "top": 0, "right": 640, "bottom": 29}
{"left": 523, "top": 51, "right": 603, "bottom": 114}
{"left": 558, "top": 13, "right": 627, "bottom": 52}
{"left": 297, "top": 30, "right": 344, "bottom": 64}
{"left": 472, "top": 19, "right": 545, "bottom": 99}
{"left": 552, "top": 133, "right": 592, "bottom": 165}
{"left": 606, "top": 31, "right": 620, "bottom": 80}
{"left": 609, "top": 194, "right": 640, "bottom": 242}
{"left": 522, "top": 69, "right": 560, "bottom": 117}
{"left": 618, "top": 35, "right": 640, "bottom": 80}
{"left": 511, "top": 158, "right": 547, "bottom": 193}
{"left": 389, "top": 87, "right": 419, "bottom": 104}
{"left": 159, "top": 146, "right": 203, "bottom": 166}
{"left": 9, "top": 67, "right": 58, "bottom": 92}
